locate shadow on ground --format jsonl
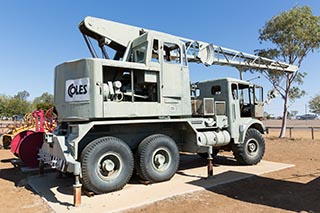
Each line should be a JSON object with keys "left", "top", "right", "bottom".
{"left": 0, "top": 156, "right": 72, "bottom": 207}
{"left": 188, "top": 170, "right": 320, "bottom": 212}
{"left": 0, "top": 157, "right": 34, "bottom": 186}
{"left": 2, "top": 154, "right": 319, "bottom": 212}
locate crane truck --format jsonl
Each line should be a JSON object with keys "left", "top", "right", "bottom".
{"left": 38, "top": 17, "right": 297, "bottom": 205}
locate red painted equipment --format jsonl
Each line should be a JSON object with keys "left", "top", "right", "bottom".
{"left": 19, "top": 132, "right": 45, "bottom": 168}
{"left": 10, "top": 130, "right": 34, "bottom": 156}
{"left": 1, "top": 113, "right": 35, "bottom": 149}
{"left": 10, "top": 108, "right": 57, "bottom": 168}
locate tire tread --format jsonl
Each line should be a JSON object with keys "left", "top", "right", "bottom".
{"left": 136, "top": 134, "right": 179, "bottom": 182}
{"left": 81, "top": 137, "right": 133, "bottom": 194}
{"left": 232, "top": 128, "right": 265, "bottom": 165}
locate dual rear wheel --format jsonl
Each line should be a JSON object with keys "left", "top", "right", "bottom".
{"left": 80, "top": 129, "right": 265, "bottom": 193}
{"left": 81, "top": 134, "right": 179, "bottom": 194}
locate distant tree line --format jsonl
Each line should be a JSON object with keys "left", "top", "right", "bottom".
{"left": 0, "top": 90, "right": 54, "bottom": 119}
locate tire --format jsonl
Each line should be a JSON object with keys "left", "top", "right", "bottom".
{"left": 197, "top": 149, "right": 219, "bottom": 159}
{"left": 80, "top": 136, "right": 134, "bottom": 194}
{"left": 232, "top": 128, "right": 265, "bottom": 165}
{"left": 135, "top": 134, "right": 179, "bottom": 182}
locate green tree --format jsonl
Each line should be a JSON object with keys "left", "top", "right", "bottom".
{"left": 0, "top": 95, "right": 9, "bottom": 118}
{"left": 256, "top": 6, "right": 320, "bottom": 138}
{"left": 14, "top": 90, "right": 30, "bottom": 101}
{"left": 0, "top": 91, "right": 31, "bottom": 118}
{"left": 32, "top": 92, "right": 54, "bottom": 111}
{"left": 10, "top": 91, "right": 31, "bottom": 117}
{"left": 309, "top": 94, "right": 320, "bottom": 114}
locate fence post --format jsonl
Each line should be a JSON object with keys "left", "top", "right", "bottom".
{"left": 265, "top": 126, "right": 319, "bottom": 139}
{"left": 289, "top": 127, "right": 292, "bottom": 139}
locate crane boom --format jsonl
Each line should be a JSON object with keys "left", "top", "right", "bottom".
{"left": 183, "top": 40, "right": 297, "bottom": 72}
{"left": 79, "top": 16, "right": 297, "bottom": 73}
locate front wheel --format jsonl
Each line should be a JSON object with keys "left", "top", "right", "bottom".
{"left": 232, "top": 128, "right": 265, "bottom": 165}
{"left": 80, "top": 136, "right": 134, "bottom": 194}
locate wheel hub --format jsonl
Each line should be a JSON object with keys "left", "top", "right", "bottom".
{"left": 97, "top": 152, "right": 122, "bottom": 179}
{"left": 248, "top": 140, "right": 258, "bottom": 153}
{"left": 154, "top": 154, "right": 166, "bottom": 167}
{"left": 152, "top": 148, "right": 170, "bottom": 171}
{"left": 102, "top": 159, "right": 115, "bottom": 172}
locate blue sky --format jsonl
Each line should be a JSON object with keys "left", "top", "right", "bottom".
{"left": 0, "top": 0, "right": 319, "bottom": 116}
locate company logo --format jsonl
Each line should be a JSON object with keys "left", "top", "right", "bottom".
{"left": 65, "top": 78, "right": 90, "bottom": 102}
{"left": 67, "top": 83, "right": 88, "bottom": 98}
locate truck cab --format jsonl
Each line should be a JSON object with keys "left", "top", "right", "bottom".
{"left": 194, "top": 78, "right": 265, "bottom": 143}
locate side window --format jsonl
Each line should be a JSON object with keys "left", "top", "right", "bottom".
{"left": 151, "top": 39, "right": 159, "bottom": 63}
{"left": 133, "top": 42, "right": 147, "bottom": 63}
{"left": 163, "top": 42, "right": 181, "bottom": 64}
{"left": 254, "top": 86, "right": 263, "bottom": 103}
{"left": 231, "top": 83, "right": 238, "bottom": 100}
{"left": 239, "top": 86, "right": 252, "bottom": 105}
{"left": 211, "top": 85, "right": 221, "bottom": 95}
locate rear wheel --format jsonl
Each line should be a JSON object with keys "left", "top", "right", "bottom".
{"left": 81, "top": 136, "right": 134, "bottom": 194}
{"left": 232, "top": 128, "right": 265, "bottom": 165}
{"left": 135, "top": 134, "right": 179, "bottom": 182}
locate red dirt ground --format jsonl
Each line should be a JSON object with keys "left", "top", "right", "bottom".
{"left": 0, "top": 120, "right": 319, "bottom": 212}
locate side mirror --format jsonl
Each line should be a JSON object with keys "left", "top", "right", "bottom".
{"left": 264, "top": 88, "right": 279, "bottom": 105}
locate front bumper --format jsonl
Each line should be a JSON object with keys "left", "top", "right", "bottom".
{"left": 38, "top": 133, "right": 81, "bottom": 175}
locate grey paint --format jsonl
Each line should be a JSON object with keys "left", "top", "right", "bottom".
{"left": 40, "top": 17, "right": 295, "bottom": 175}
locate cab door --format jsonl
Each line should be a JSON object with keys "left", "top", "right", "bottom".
{"left": 253, "top": 85, "right": 264, "bottom": 118}
{"left": 160, "top": 41, "right": 186, "bottom": 98}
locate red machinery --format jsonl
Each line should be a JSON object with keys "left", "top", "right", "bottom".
{"left": 10, "top": 108, "right": 57, "bottom": 167}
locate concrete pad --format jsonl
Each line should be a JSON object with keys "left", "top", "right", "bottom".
{"left": 28, "top": 154, "right": 294, "bottom": 212}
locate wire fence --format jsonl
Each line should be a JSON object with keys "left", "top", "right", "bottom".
{"left": 266, "top": 126, "right": 320, "bottom": 140}
{"left": 2, "top": 122, "right": 319, "bottom": 140}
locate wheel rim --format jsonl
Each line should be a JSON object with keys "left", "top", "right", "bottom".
{"left": 151, "top": 147, "right": 171, "bottom": 172}
{"left": 97, "top": 152, "right": 122, "bottom": 180}
{"left": 246, "top": 139, "right": 259, "bottom": 156}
